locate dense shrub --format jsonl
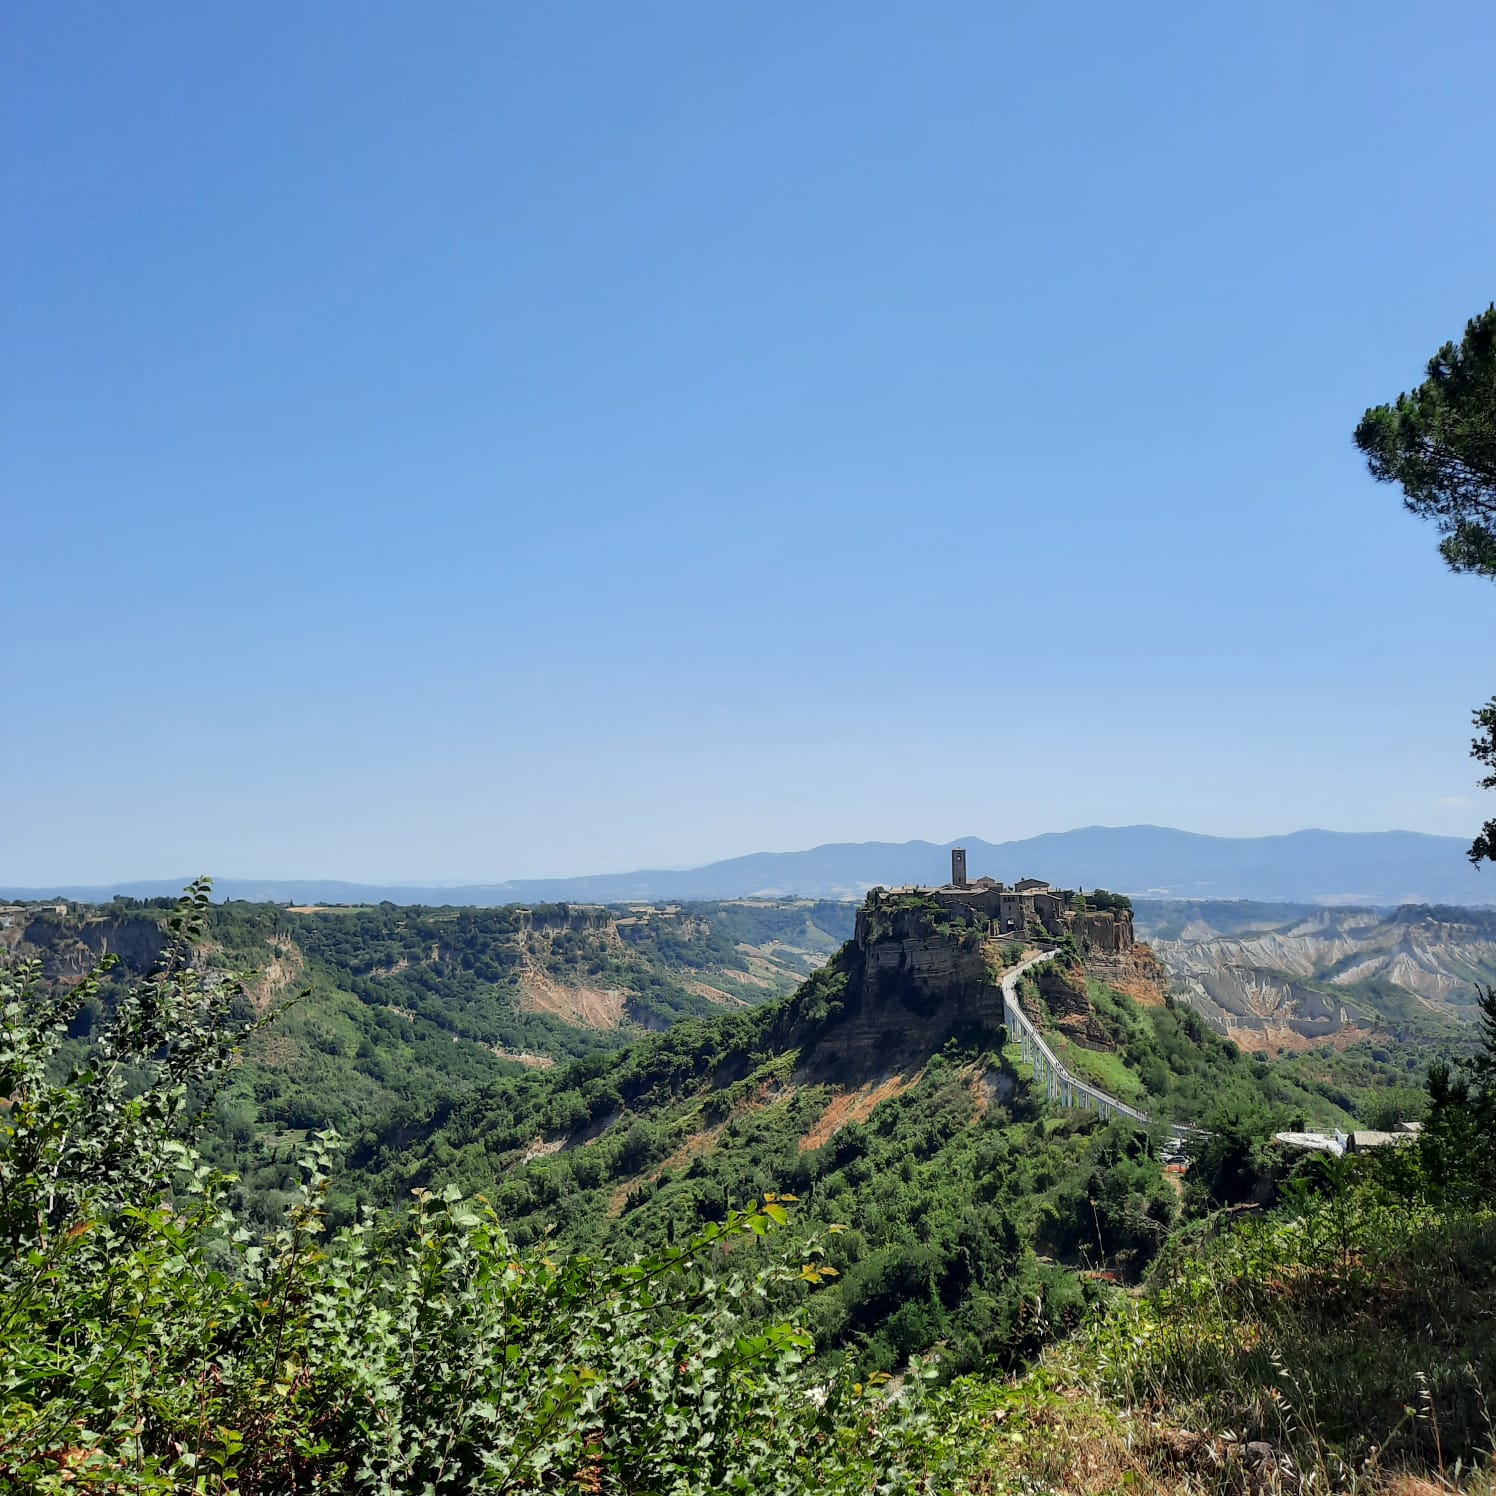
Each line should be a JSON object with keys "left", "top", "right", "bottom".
{"left": 0, "top": 886, "right": 948, "bottom": 1494}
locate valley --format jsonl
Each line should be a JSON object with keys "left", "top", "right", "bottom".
{"left": 327, "top": 884, "right": 1228, "bottom": 1372}
{"left": 4, "top": 885, "right": 1321, "bottom": 1313}
{"left": 11, "top": 886, "right": 1492, "bottom": 1203}
{"left": 1, "top": 895, "right": 853, "bottom": 1186}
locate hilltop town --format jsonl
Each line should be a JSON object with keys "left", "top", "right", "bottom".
{"left": 864, "top": 848, "right": 1136, "bottom": 955}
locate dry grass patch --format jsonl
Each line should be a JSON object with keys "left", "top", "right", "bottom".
{"left": 948, "top": 1369, "right": 1493, "bottom": 1496}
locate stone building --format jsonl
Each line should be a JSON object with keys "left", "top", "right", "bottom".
{"left": 921, "top": 849, "right": 1135, "bottom": 954}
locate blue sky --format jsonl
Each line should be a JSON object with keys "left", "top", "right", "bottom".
{"left": 4, "top": 3, "right": 1494, "bottom": 885}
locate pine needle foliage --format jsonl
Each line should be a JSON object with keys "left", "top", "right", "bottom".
{"left": 1355, "top": 304, "right": 1496, "bottom": 865}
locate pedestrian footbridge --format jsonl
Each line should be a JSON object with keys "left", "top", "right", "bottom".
{"left": 1000, "top": 950, "right": 1161, "bottom": 1128}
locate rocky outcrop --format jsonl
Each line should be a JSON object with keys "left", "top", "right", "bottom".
{"left": 812, "top": 899, "right": 1005, "bottom": 1075}
{"left": 811, "top": 895, "right": 1150, "bottom": 1076}
{"left": 858, "top": 907, "right": 993, "bottom": 1013}
{"left": 1031, "top": 960, "right": 1108, "bottom": 1052}
{"left": 1084, "top": 943, "right": 1167, "bottom": 1007}
{"left": 1079, "top": 909, "right": 1134, "bottom": 954}
{"left": 6, "top": 910, "right": 166, "bottom": 984}
{"left": 1035, "top": 959, "right": 1091, "bottom": 1022}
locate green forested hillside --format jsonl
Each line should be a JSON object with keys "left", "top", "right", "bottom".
{"left": 5, "top": 883, "right": 1494, "bottom": 1493}
{"left": 9, "top": 888, "right": 1439, "bottom": 1364}
{"left": 321, "top": 895, "right": 1413, "bottom": 1377}
{"left": 5, "top": 895, "right": 854, "bottom": 1221}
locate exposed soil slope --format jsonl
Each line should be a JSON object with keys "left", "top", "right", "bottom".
{"left": 1140, "top": 901, "right": 1496, "bottom": 1048}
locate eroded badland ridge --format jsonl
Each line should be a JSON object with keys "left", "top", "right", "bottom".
{"left": 1140, "top": 899, "right": 1496, "bottom": 1050}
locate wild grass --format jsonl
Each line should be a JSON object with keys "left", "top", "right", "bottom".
{"left": 939, "top": 1171, "right": 1495, "bottom": 1494}
{"left": 1054, "top": 1030, "right": 1150, "bottom": 1106}
{"left": 1084, "top": 1186, "right": 1495, "bottom": 1489}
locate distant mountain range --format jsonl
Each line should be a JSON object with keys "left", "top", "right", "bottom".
{"left": 4, "top": 825, "right": 1493, "bottom": 908}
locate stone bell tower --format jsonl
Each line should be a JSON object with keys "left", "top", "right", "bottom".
{"left": 950, "top": 847, "right": 968, "bottom": 888}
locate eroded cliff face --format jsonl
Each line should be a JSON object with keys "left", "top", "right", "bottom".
{"left": 1083, "top": 943, "right": 1167, "bottom": 1007}
{"left": 857, "top": 905, "right": 994, "bottom": 1012}
{"left": 1, "top": 910, "right": 167, "bottom": 984}
{"left": 812, "top": 903, "right": 1004, "bottom": 1075}
{"left": 1034, "top": 959, "right": 1115, "bottom": 1052}
{"left": 1177, "top": 968, "right": 1352, "bottom": 1049}
{"left": 811, "top": 899, "right": 1154, "bottom": 1078}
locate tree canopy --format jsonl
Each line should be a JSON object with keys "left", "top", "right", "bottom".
{"left": 1356, "top": 305, "right": 1496, "bottom": 864}
{"left": 1355, "top": 304, "right": 1496, "bottom": 579}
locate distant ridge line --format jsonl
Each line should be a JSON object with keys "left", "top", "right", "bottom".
{"left": 3, "top": 825, "right": 1491, "bottom": 908}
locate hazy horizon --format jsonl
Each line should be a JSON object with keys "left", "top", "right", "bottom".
{"left": 2, "top": 822, "right": 1480, "bottom": 896}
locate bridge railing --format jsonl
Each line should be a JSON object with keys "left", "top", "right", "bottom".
{"left": 1001, "top": 957, "right": 1152, "bottom": 1126}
